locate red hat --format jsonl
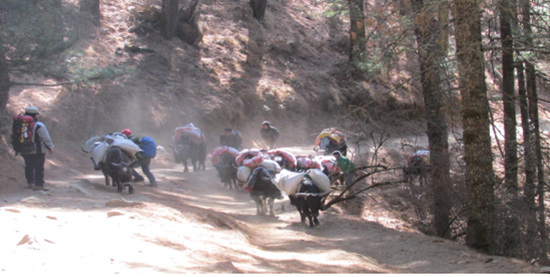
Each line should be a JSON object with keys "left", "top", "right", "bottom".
{"left": 121, "top": 129, "right": 132, "bottom": 137}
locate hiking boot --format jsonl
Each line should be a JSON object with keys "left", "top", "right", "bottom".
{"left": 133, "top": 177, "right": 145, "bottom": 182}
{"left": 33, "top": 185, "right": 50, "bottom": 191}
{"left": 27, "top": 183, "right": 34, "bottom": 189}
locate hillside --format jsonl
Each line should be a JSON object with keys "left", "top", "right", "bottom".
{"left": 0, "top": 0, "right": 546, "bottom": 274}
{"left": 3, "top": 0, "right": 422, "bottom": 148}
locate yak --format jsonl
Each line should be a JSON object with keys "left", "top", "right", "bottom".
{"left": 100, "top": 146, "right": 135, "bottom": 194}
{"left": 403, "top": 150, "right": 430, "bottom": 193}
{"left": 214, "top": 152, "right": 238, "bottom": 190}
{"left": 173, "top": 134, "right": 207, "bottom": 172}
{"left": 245, "top": 167, "right": 283, "bottom": 216}
{"left": 289, "top": 177, "right": 328, "bottom": 227}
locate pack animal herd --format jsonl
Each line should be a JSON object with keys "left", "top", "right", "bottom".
{"left": 82, "top": 125, "right": 430, "bottom": 228}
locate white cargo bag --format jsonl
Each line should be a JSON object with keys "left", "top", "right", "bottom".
{"left": 260, "top": 159, "right": 282, "bottom": 173}
{"left": 111, "top": 137, "right": 142, "bottom": 157}
{"left": 274, "top": 169, "right": 306, "bottom": 196}
{"left": 90, "top": 141, "right": 110, "bottom": 168}
{"left": 307, "top": 169, "right": 331, "bottom": 192}
{"left": 237, "top": 166, "right": 252, "bottom": 183}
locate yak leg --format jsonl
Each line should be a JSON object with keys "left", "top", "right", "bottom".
{"left": 267, "top": 197, "right": 275, "bottom": 216}
{"left": 191, "top": 158, "right": 198, "bottom": 172}
{"left": 308, "top": 196, "right": 321, "bottom": 226}
{"left": 251, "top": 195, "right": 264, "bottom": 215}
{"left": 183, "top": 159, "right": 189, "bottom": 173}
{"left": 101, "top": 166, "right": 111, "bottom": 187}
{"left": 127, "top": 184, "right": 134, "bottom": 194}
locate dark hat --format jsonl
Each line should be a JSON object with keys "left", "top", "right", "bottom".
{"left": 332, "top": 150, "right": 342, "bottom": 156}
{"left": 224, "top": 127, "right": 233, "bottom": 132}
{"left": 25, "top": 106, "right": 40, "bottom": 114}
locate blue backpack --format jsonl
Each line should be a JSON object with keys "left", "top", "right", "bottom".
{"left": 138, "top": 136, "right": 157, "bottom": 158}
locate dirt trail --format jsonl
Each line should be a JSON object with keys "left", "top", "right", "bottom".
{"left": 0, "top": 144, "right": 542, "bottom": 274}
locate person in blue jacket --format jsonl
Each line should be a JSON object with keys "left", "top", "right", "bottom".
{"left": 122, "top": 129, "right": 158, "bottom": 187}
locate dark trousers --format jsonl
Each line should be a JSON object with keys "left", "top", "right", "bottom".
{"left": 132, "top": 157, "right": 156, "bottom": 184}
{"left": 22, "top": 153, "right": 46, "bottom": 187}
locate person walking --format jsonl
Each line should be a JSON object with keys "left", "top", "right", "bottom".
{"left": 220, "top": 127, "right": 242, "bottom": 150}
{"left": 18, "top": 106, "right": 55, "bottom": 191}
{"left": 121, "top": 129, "right": 158, "bottom": 187}
{"left": 332, "top": 150, "right": 355, "bottom": 186}
{"left": 260, "top": 121, "right": 279, "bottom": 150}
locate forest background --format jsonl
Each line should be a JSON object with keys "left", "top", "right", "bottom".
{"left": 1, "top": 0, "right": 550, "bottom": 268}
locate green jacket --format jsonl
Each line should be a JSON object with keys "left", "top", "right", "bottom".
{"left": 336, "top": 156, "right": 355, "bottom": 173}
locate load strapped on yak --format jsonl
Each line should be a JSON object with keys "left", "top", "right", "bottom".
{"left": 266, "top": 149, "right": 297, "bottom": 171}
{"left": 210, "top": 146, "right": 240, "bottom": 165}
{"left": 295, "top": 155, "right": 323, "bottom": 171}
{"left": 274, "top": 168, "right": 331, "bottom": 197}
{"left": 314, "top": 128, "right": 348, "bottom": 156}
{"left": 82, "top": 132, "right": 142, "bottom": 170}
{"left": 235, "top": 148, "right": 281, "bottom": 186}
{"left": 172, "top": 123, "right": 206, "bottom": 144}
{"left": 408, "top": 150, "right": 430, "bottom": 168}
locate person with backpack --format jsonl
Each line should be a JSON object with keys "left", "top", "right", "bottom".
{"left": 121, "top": 129, "right": 158, "bottom": 187}
{"left": 11, "top": 106, "right": 54, "bottom": 191}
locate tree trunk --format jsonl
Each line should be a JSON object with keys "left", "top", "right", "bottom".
{"left": 79, "top": 0, "right": 101, "bottom": 22}
{"left": 499, "top": 0, "right": 518, "bottom": 195}
{"left": 520, "top": 0, "right": 547, "bottom": 262}
{"left": 452, "top": 0, "right": 495, "bottom": 252}
{"left": 348, "top": 0, "right": 366, "bottom": 78}
{"left": 411, "top": 0, "right": 451, "bottom": 238}
{"left": 175, "top": 0, "right": 203, "bottom": 45}
{"left": 250, "top": 0, "right": 267, "bottom": 19}
{"left": 498, "top": 0, "right": 520, "bottom": 257}
{"left": 0, "top": 49, "right": 9, "bottom": 112}
{"left": 517, "top": 60, "right": 538, "bottom": 259}
{"left": 161, "top": 0, "right": 180, "bottom": 40}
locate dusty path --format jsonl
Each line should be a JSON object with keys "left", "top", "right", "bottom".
{"left": 0, "top": 145, "right": 542, "bottom": 274}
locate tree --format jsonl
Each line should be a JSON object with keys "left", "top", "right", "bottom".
{"left": 250, "top": 0, "right": 267, "bottom": 19}
{"left": 519, "top": 0, "right": 547, "bottom": 261}
{"left": 348, "top": 0, "right": 366, "bottom": 78}
{"left": 0, "top": 47, "right": 9, "bottom": 112}
{"left": 79, "top": 0, "right": 101, "bottom": 22}
{"left": 161, "top": 0, "right": 180, "bottom": 39}
{"left": 498, "top": 0, "right": 520, "bottom": 256}
{"left": 452, "top": 0, "right": 495, "bottom": 251}
{"left": 411, "top": 0, "right": 451, "bottom": 238}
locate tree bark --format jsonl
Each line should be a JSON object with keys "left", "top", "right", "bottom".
{"left": 517, "top": 60, "right": 538, "bottom": 259}
{"left": 499, "top": 0, "right": 518, "bottom": 195}
{"left": 0, "top": 48, "right": 9, "bottom": 112}
{"left": 161, "top": 0, "right": 180, "bottom": 40}
{"left": 498, "top": 0, "right": 520, "bottom": 257}
{"left": 452, "top": 0, "right": 495, "bottom": 252}
{"left": 348, "top": 0, "right": 366, "bottom": 78}
{"left": 250, "top": 0, "right": 267, "bottom": 19}
{"left": 411, "top": 0, "right": 451, "bottom": 238}
{"left": 79, "top": 0, "right": 101, "bottom": 22}
{"left": 520, "top": 0, "right": 547, "bottom": 262}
